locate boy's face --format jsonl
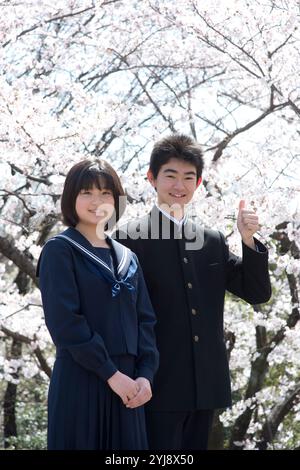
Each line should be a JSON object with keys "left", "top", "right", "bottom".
{"left": 147, "top": 158, "right": 199, "bottom": 209}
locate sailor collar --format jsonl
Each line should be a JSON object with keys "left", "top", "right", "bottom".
{"left": 52, "top": 227, "right": 132, "bottom": 281}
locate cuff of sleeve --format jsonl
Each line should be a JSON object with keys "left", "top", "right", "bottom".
{"left": 135, "top": 366, "right": 154, "bottom": 385}
{"left": 242, "top": 237, "right": 268, "bottom": 255}
{"left": 98, "top": 358, "right": 118, "bottom": 382}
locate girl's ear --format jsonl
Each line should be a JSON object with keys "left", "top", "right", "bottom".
{"left": 196, "top": 176, "right": 202, "bottom": 188}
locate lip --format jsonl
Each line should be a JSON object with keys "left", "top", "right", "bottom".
{"left": 169, "top": 193, "right": 186, "bottom": 198}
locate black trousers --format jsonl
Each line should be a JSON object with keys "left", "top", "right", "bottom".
{"left": 145, "top": 409, "right": 214, "bottom": 450}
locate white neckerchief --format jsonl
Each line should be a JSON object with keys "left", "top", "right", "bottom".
{"left": 155, "top": 203, "right": 187, "bottom": 229}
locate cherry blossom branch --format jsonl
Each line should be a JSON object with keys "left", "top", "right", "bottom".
{"left": 109, "top": 49, "right": 177, "bottom": 132}
{"left": 257, "top": 382, "right": 300, "bottom": 449}
{"left": 7, "top": 163, "right": 51, "bottom": 186}
{"left": 0, "top": 236, "right": 38, "bottom": 286}
{"left": 229, "top": 227, "right": 299, "bottom": 449}
{"left": 208, "top": 101, "right": 289, "bottom": 161}
{"left": 185, "top": 74, "right": 197, "bottom": 140}
{"left": 1, "top": 326, "right": 52, "bottom": 378}
{"left": 3, "top": 5, "right": 96, "bottom": 48}
{"left": 1, "top": 190, "right": 36, "bottom": 217}
{"left": 191, "top": 4, "right": 265, "bottom": 78}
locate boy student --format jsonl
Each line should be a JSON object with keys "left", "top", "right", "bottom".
{"left": 114, "top": 134, "right": 271, "bottom": 450}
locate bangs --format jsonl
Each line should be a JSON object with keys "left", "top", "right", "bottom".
{"left": 77, "top": 167, "right": 115, "bottom": 193}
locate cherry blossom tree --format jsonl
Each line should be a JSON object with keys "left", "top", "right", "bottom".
{"left": 0, "top": 0, "right": 299, "bottom": 449}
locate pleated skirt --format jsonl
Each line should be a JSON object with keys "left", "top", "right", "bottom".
{"left": 47, "top": 353, "right": 148, "bottom": 450}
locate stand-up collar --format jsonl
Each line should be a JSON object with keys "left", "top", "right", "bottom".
{"left": 149, "top": 205, "right": 186, "bottom": 239}
{"left": 149, "top": 206, "right": 204, "bottom": 249}
{"left": 155, "top": 203, "right": 187, "bottom": 228}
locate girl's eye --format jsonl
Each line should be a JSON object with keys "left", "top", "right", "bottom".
{"left": 81, "top": 190, "right": 91, "bottom": 194}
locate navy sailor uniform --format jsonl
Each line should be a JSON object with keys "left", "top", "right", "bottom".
{"left": 36, "top": 227, "right": 159, "bottom": 450}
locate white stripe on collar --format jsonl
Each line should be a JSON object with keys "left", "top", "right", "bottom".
{"left": 54, "top": 234, "right": 129, "bottom": 276}
{"left": 53, "top": 234, "right": 130, "bottom": 276}
{"left": 53, "top": 234, "right": 113, "bottom": 275}
{"left": 117, "top": 244, "right": 128, "bottom": 274}
{"left": 155, "top": 203, "right": 187, "bottom": 228}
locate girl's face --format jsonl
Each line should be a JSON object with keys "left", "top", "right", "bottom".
{"left": 75, "top": 185, "right": 115, "bottom": 227}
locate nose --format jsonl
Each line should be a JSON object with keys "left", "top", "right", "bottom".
{"left": 90, "top": 194, "right": 105, "bottom": 205}
{"left": 173, "top": 178, "right": 185, "bottom": 190}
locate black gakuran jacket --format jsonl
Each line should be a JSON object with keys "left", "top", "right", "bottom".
{"left": 115, "top": 206, "right": 272, "bottom": 411}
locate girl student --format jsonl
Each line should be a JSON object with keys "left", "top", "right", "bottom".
{"left": 36, "top": 160, "right": 159, "bottom": 450}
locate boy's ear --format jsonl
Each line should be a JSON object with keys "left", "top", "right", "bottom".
{"left": 196, "top": 176, "right": 202, "bottom": 188}
{"left": 147, "top": 169, "right": 156, "bottom": 188}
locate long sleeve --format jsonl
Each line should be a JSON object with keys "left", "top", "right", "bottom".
{"left": 38, "top": 239, "right": 117, "bottom": 381}
{"left": 220, "top": 232, "right": 272, "bottom": 304}
{"left": 134, "top": 258, "right": 159, "bottom": 384}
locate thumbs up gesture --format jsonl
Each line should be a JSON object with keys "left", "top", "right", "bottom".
{"left": 237, "top": 200, "right": 259, "bottom": 249}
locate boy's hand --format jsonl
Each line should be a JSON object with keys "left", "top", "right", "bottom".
{"left": 237, "top": 200, "right": 259, "bottom": 249}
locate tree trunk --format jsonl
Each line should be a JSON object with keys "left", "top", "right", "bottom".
{"left": 3, "top": 270, "right": 30, "bottom": 448}
{"left": 208, "top": 411, "right": 225, "bottom": 449}
{"left": 3, "top": 339, "right": 22, "bottom": 448}
{"left": 228, "top": 344, "right": 269, "bottom": 449}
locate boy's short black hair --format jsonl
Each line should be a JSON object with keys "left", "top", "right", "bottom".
{"left": 61, "top": 159, "right": 126, "bottom": 227}
{"left": 149, "top": 134, "right": 204, "bottom": 179}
